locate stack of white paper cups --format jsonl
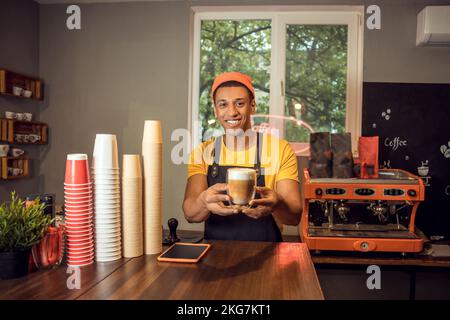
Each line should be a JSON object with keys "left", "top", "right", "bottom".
{"left": 142, "top": 120, "right": 163, "bottom": 254}
{"left": 122, "top": 154, "right": 143, "bottom": 258}
{"left": 92, "top": 134, "right": 122, "bottom": 262}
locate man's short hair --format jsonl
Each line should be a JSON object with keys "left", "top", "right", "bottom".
{"left": 213, "top": 81, "right": 254, "bottom": 103}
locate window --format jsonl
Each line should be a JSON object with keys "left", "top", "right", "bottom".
{"left": 189, "top": 7, "right": 364, "bottom": 154}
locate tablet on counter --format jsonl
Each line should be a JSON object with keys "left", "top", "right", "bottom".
{"left": 157, "top": 242, "right": 211, "bottom": 263}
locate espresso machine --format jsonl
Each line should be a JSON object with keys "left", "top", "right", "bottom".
{"left": 300, "top": 168, "right": 426, "bottom": 253}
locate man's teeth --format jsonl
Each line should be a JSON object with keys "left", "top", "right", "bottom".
{"left": 227, "top": 120, "right": 240, "bottom": 125}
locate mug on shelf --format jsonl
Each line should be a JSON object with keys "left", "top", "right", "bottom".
{"left": 22, "top": 90, "right": 32, "bottom": 98}
{"left": 0, "top": 144, "right": 9, "bottom": 157}
{"left": 5, "top": 111, "right": 16, "bottom": 119}
{"left": 12, "top": 86, "right": 23, "bottom": 96}
{"left": 28, "top": 134, "right": 41, "bottom": 143}
{"left": 24, "top": 113, "right": 33, "bottom": 121}
{"left": 22, "top": 135, "right": 30, "bottom": 143}
{"left": 11, "top": 148, "right": 25, "bottom": 157}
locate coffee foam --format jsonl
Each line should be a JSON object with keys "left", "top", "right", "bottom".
{"left": 227, "top": 168, "right": 256, "bottom": 180}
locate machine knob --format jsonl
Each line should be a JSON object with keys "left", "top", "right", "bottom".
{"left": 407, "top": 189, "right": 417, "bottom": 197}
{"left": 315, "top": 188, "right": 323, "bottom": 196}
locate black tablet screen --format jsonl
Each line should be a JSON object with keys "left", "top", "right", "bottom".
{"left": 160, "top": 244, "right": 209, "bottom": 260}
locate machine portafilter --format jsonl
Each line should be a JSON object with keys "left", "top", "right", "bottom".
{"left": 334, "top": 200, "right": 350, "bottom": 222}
{"left": 368, "top": 201, "right": 388, "bottom": 223}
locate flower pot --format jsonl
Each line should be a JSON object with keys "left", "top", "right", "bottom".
{"left": 0, "top": 249, "right": 31, "bottom": 279}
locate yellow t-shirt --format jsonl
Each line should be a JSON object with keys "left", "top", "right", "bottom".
{"left": 188, "top": 134, "right": 299, "bottom": 191}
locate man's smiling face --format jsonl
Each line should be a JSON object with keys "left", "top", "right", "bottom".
{"left": 213, "top": 85, "right": 255, "bottom": 135}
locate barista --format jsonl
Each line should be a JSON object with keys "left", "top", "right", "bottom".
{"left": 182, "top": 72, "right": 302, "bottom": 241}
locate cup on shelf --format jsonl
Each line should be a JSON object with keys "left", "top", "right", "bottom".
{"left": 28, "top": 134, "right": 41, "bottom": 143}
{"left": 22, "top": 135, "right": 30, "bottom": 143}
{"left": 16, "top": 113, "right": 25, "bottom": 121}
{"left": 22, "top": 90, "right": 32, "bottom": 98}
{"left": 12, "top": 86, "right": 23, "bottom": 96}
{"left": 10, "top": 168, "right": 21, "bottom": 176}
{"left": 23, "top": 113, "right": 33, "bottom": 121}
{"left": 0, "top": 145, "right": 9, "bottom": 157}
{"left": 5, "top": 111, "right": 16, "bottom": 119}
{"left": 11, "top": 148, "right": 25, "bottom": 157}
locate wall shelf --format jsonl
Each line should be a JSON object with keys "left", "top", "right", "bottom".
{"left": 0, "top": 69, "right": 43, "bottom": 100}
{"left": 0, "top": 118, "right": 48, "bottom": 144}
{"left": 0, "top": 156, "right": 30, "bottom": 180}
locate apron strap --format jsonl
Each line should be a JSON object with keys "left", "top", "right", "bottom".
{"left": 254, "top": 132, "right": 263, "bottom": 177}
{"left": 211, "top": 133, "right": 263, "bottom": 177}
{"left": 211, "top": 136, "right": 222, "bottom": 178}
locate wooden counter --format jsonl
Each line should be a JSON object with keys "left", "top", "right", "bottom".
{"left": 0, "top": 241, "right": 323, "bottom": 300}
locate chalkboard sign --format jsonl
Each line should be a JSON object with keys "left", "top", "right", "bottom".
{"left": 362, "top": 82, "right": 450, "bottom": 240}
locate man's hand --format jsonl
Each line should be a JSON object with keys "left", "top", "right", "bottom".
{"left": 201, "top": 183, "right": 239, "bottom": 216}
{"left": 242, "top": 187, "right": 278, "bottom": 219}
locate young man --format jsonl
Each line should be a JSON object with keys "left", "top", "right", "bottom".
{"left": 183, "top": 72, "right": 302, "bottom": 241}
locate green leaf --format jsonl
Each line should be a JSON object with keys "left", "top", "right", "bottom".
{"left": 0, "top": 191, "right": 53, "bottom": 251}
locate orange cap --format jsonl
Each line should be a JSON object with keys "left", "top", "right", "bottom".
{"left": 211, "top": 72, "right": 255, "bottom": 101}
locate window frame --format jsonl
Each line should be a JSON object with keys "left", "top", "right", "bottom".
{"left": 189, "top": 6, "right": 364, "bottom": 153}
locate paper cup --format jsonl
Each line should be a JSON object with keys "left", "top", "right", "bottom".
{"left": 92, "top": 168, "right": 119, "bottom": 174}
{"left": 93, "top": 185, "right": 120, "bottom": 191}
{"left": 68, "top": 244, "right": 94, "bottom": 251}
{"left": 92, "top": 134, "right": 119, "bottom": 169}
{"left": 64, "top": 188, "right": 92, "bottom": 194}
{"left": 65, "top": 202, "right": 94, "bottom": 209}
{"left": 122, "top": 154, "right": 142, "bottom": 179}
{"left": 94, "top": 189, "right": 121, "bottom": 195}
{"left": 67, "top": 261, "right": 94, "bottom": 267}
{"left": 65, "top": 154, "right": 91, "bottom": 184}
{"left": 68, "top": 252, "right": 95, "bottom": 260}
{"left": 67, "top": 257, "right": 94, "bottom": 264}
{"left": 65, "top": 228, "right": 93, "bottom": 235}
{"left": 64, "top": 182, "right": 93, "bottom": 187}
{"left": 96, "top": 251, "right": 121, "bottom": 258}
{"left": 65, "top": 210, "right": 93, "bottom": 216}
{"left": 65, "top": 198, "right": 93, "bottom": 204}
{"left": 142, "top": 120, "right": 162, "bottom": 144}
{"left": 68, "top": 246, "right": 94, "bottom": 254}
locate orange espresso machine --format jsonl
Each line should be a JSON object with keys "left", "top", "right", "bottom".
{"left": 300, "top": 168, "right": 426, "bottom": 253}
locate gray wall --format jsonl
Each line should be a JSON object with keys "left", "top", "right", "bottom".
{"left": 0, "top": 0, "right": 41, "bottom": 202}
{"left": 38, "top": 0, "right": 450, "bottom": 233}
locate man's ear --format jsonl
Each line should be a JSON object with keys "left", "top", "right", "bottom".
{"left": 213, "top": 101, "right": 218, "bottom": 117}
{"left": 250, "top": 99, "right": 256, "bottom": 114}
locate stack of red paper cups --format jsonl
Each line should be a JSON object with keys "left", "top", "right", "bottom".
{"left": 64, "top": 154, "right": 94, "bottom": 267}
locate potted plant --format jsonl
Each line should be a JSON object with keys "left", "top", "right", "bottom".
{"left": 0, "top": 191, "right": 54, "bottom": 279}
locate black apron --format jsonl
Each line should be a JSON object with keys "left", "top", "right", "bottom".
{"left": 204, "top": 133, "right": 282, "bottom": 242}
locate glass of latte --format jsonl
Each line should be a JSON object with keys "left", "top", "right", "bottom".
{"left": 226, "top": 168, "right": 257, "bottom": 209}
